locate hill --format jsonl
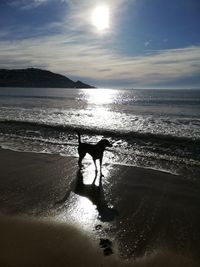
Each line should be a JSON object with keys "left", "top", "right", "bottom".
{"left": 0, "top": 68, "right": 95, "bottom": 88}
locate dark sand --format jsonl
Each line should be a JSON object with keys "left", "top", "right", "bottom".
{"left": 0, "top": 148, "right": 200, "bottom": 267}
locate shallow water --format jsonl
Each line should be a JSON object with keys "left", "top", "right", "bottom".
{"left": 0, "top": 87, "right": 200, "bottom": 178}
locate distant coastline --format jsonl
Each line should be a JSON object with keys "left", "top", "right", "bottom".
{"left": 0, "top": 68, "right": 95, "bottom": 88}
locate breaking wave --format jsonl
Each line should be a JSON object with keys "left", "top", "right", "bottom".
{"left": 0, "top": 119, "right": 199, "bottom": 145}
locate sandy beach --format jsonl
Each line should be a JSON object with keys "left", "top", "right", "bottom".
{"left": 0, "top": 148, "right": 200, "bottom": 267}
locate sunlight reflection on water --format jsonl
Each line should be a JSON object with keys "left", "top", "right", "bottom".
{"left": 56, "top": 161, "right": 115, "bottom": 232}
{"left": 81, "top": 88, "right": 118, "bottom": 105}
{"left": 77, "top": 89, "right": 128, "bottom": 132}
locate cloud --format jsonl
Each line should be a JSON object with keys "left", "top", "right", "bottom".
{"left": 7, "top": 0, "right": 49, "bottom": 10}
{"left": 6, "top": 0, "right": 130, "bottom": 41}
{"left": 144, "top": 40, "right": 151, "bottom": 47}
{"left": 55, "top": 0, "right": 130, "bottom": 36}
{"left": 1, "top": 0, "right": 200, "bottom": 87}
{"left": 0, "top": 30, "right": 199, "bottom": 87}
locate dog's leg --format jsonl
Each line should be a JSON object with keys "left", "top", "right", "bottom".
{"left": 93, "top": 158, "right": 98, "bottom": 171}
{"left": 78, "top": 152, "right": 86, "bottom": 168}
{"left": 92, "top": 171, "right": 98, "bottom": 185}
{"left": 100, "top": 157, "right": 104, "bottom": 177}
{"left": 100, "top": 157, "right": 102, "bottom": 171}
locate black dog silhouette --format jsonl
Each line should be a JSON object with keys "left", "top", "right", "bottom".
{"left": 77, "top": 132, "right": 112, "bottom": 172}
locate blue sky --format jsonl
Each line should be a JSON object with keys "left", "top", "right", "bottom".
{"left": 0, "top": 0, "right": 200, "bottom": 88}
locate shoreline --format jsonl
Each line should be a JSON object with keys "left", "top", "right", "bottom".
{"left": 0, "top": 148, "right": 200, "bottom": 266}
{"left": 0, "top": 145, "right": 180, "bottom": 177}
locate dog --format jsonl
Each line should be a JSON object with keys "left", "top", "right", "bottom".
{"left": 77, "top": 132, "right": 112, "bottom": 171}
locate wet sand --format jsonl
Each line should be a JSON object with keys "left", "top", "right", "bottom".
{"left": 0, "top": 148, "right": 200, "bottom": 266}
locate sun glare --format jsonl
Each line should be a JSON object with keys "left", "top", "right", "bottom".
{"left": 83, "top": 89, "right": 114, "bottom": 104}
{"left": 91, "top": 5, "right": 110, "bottom": 31}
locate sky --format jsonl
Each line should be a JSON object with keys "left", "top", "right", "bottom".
{"left": 0, "top": 0, "right": 200, "bottom": 88}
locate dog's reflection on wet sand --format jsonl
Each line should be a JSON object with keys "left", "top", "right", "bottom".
{"left": 74, "top": 170, "right": 118, "bottom": 222}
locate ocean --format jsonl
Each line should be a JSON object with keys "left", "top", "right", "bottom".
{"left": 0, "top": 87, "right": 200, "bottom": 179}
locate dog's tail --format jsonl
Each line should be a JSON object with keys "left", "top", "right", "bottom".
{"left": 76, "top": 131, "right": 81, "bottom": 144}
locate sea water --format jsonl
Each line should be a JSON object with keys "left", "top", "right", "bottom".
{"left": 0, "top": 88, "right": 199, "bottom": 179}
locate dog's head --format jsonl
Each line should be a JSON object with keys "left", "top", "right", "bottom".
{"left": 97, "top": 139, "right": 112, "bottom": 148}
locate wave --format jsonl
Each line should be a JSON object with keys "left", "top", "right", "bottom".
{"left": 0, "top": 132, "right": 76, "bottom": 147}
{"left": 0, "top": 119, "right": 199, "bottom": 146}
{"left": 1, "top": 119, "right": 199, "bottom": 179}
{"left": 0, "top": 94, "right": 72, "bottom": 101}
{"left": 1, "top": 93, "right": 200, "bottom": 106}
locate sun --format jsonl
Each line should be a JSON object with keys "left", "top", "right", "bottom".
{"left": 91, "top": 5, "right": 110, "bottom": 31}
